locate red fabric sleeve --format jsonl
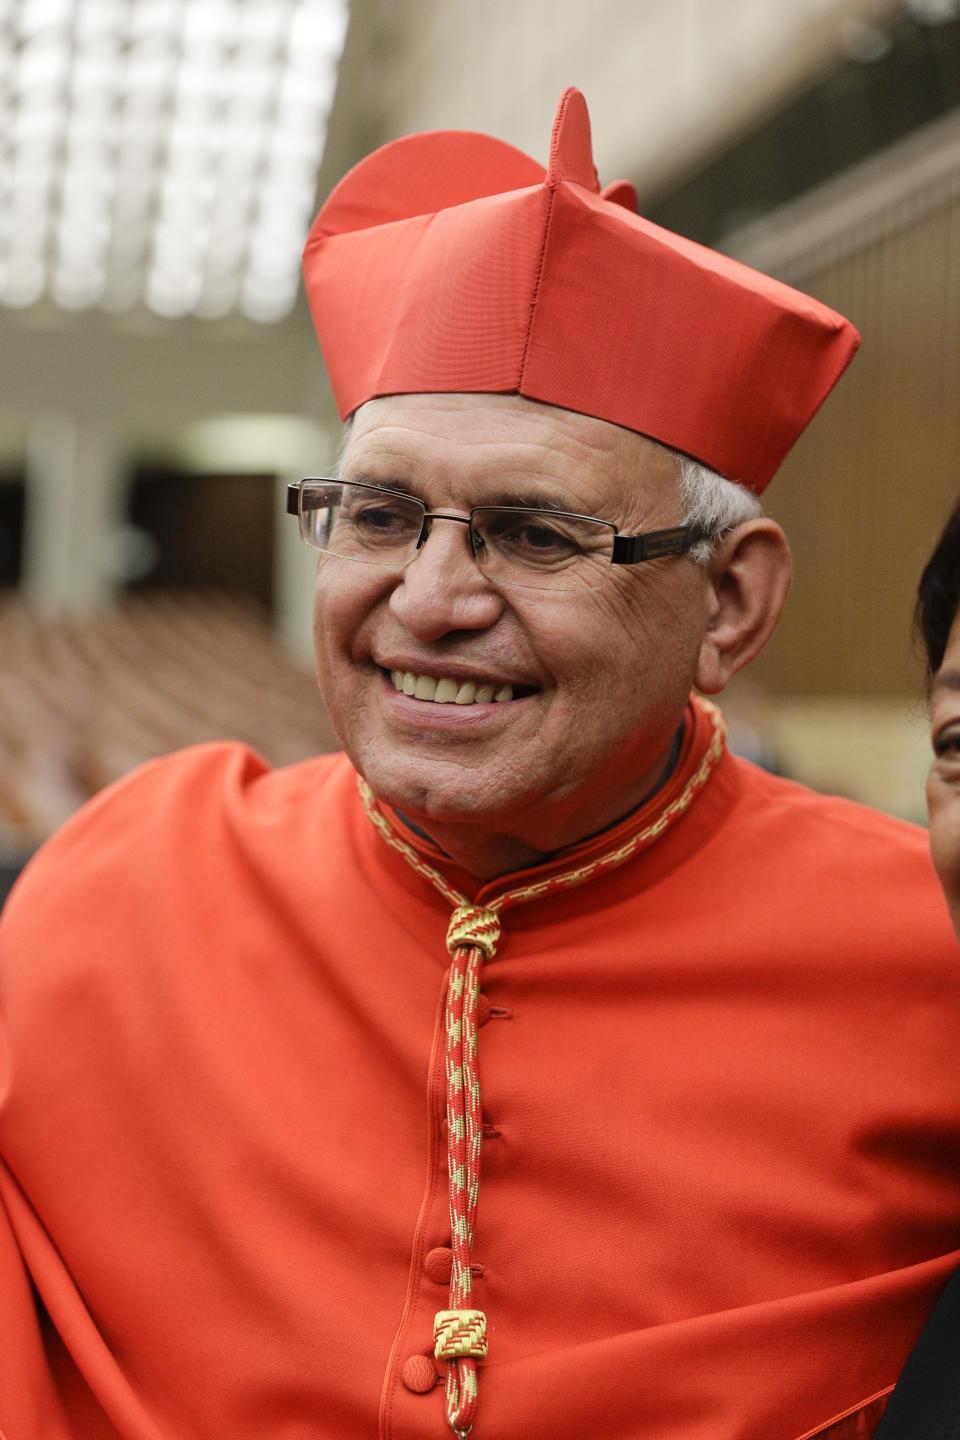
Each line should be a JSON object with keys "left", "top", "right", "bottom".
{"left": 0, "top": 1168, "right": 72, "bottom": 1439}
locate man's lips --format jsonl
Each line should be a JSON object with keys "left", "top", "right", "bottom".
{"left": 374, "top": 660, "right": 540, "bottom": 708}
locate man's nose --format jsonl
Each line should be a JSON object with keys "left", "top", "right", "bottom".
{"left": 388, "top": 516, "right": 505, "bottom": 640}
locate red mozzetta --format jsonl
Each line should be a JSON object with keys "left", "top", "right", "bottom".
{"left": 1, "top": 698, "right": 959, "bottom": 1439}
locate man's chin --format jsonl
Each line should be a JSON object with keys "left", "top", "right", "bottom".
{"left": 355, "top": 751, "right": 519, "bottom": 829}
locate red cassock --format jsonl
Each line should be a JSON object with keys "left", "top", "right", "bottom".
{"left": 1, "top": 698, "right": 959, "bottom": 1440}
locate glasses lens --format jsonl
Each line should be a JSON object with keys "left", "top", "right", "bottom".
{"left": 299, "top": 481, "right": 424, "bottom": 566}
{"left": 471, "top": 507, "right": 615, "bottom": 591}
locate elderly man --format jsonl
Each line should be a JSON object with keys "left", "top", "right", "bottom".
{"left": 1, "top": 90, "right": 959, "bottom": 1440}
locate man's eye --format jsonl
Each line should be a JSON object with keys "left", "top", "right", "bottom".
{"left": 352, "top": 505, "right": 418, "bottom": 537}
{"left": 485, "top": 517, "right": 579, "bottom": 561}
{"left": 523, "top": 524, "right": 571, "bottom": 550}
{"left": 511, "top": 523, "right": 574, "bottom": 552}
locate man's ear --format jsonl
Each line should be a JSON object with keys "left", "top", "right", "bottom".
{"left": 694, "top": 519, "right": 792, "bottom": 695}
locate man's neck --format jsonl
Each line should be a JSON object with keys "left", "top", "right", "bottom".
{"left": 396, "top": 724, "right": 684, "bottom": 881}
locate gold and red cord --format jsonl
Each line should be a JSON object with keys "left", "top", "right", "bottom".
{"left": 359, "top": 697, "right": 726, "bottom": 1437}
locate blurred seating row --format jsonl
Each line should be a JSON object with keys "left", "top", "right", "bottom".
{"left": 0, "top": 590, "right": 340, "bottom": 862}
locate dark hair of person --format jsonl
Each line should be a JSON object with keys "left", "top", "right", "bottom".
{"left": 918, "top": 497, "right": 960, "bottom": 678}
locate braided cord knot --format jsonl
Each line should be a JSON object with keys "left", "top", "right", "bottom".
{"left": 434, "top": 1309, "right": 489, "bottom": 1361}
{"left": 446, "top": 905, "right": 501, "bottom": 959}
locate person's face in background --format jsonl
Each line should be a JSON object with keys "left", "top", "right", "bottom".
{"left": 927, "top": 609, "right": 960, "bottom": 937}
{"left": 921, "top": 498, "right": 960, "bottom": 940}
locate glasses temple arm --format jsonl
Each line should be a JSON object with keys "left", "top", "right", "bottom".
{"left": 611, "top": 524, "right": 710, "bottom": 565}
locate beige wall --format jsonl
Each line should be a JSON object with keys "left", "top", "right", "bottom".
{"left": 361, "top": 0, "right": 902, "bottom": 196}
{"left": 728, "top": 110, "right": 960, "bottom": 700}
{"left": 723, "top": 683, "right": 934, "bottom": 822}
{"left": 0, "top": 308, "right": 323, "bottom": 454}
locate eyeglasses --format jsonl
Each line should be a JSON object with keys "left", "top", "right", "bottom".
{"left": 286, "top": 479, "right": 710, "bottom": 594}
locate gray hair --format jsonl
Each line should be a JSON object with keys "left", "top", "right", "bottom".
{"left": 669, "top": 448, "right": 763, "bottom": 563}
{"left": 334, "top": 416, "right": 761, "bottom": 563}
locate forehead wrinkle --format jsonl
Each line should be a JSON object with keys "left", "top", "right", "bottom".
{"left": 343, "top": 425, "right": 680, "bottom": 526}
{"left": 348, "top": 392, "right": 662, "bottom": 469}
{"left": 346, "top": 422, "right": 619, "bottom": 472}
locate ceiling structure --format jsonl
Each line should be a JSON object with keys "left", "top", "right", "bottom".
{"left": 0, "top": 0, "right": 348, "bottom": 322}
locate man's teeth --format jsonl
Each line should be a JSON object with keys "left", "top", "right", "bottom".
{"left": 390, "top": 670, "right": 514, "bottom": 704}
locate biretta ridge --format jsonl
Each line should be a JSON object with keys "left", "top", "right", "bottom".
{"left": 303, "top": 87, "right": 860, "bottom": 493}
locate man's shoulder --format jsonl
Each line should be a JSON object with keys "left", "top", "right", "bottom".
{"left": 711, "top": 755, "right": 959, "bottom": 987}
{"left": 16, "top": 739, "right": 348, "bottom": 851}
{"left": 1, "top": 741, "right": 352, "bottom": 939}
{"left": 724, "top": 755, "right": 943, "bottom": 919}
{"left": 0, "top": 743, "right": 363, "bottom": 1062}
{"left": 730, "top": 755, "right": 929, "bottom": 852}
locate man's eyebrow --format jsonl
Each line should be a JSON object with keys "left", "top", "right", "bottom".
{"left": 932, "top": 667, "right": 960, "bottom": 693}
{"left": 342, "top": 474, "right": 420, "bottom": 497}
{"left": 342, "top": 475, "right": 574, "bottom": 513}
{"left": 479, "top": 491, "right": 570, "bottom": 513}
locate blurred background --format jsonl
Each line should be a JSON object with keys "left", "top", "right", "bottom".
{"left": 1, "top": 0, "right": 958, "bottom": 894}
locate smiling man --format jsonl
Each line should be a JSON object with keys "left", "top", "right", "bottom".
{"left": 2, "top": 90, "right": 960, "bottom": 1440}
{"left": 309, "top": 392, "right": 775, "bottom": 876}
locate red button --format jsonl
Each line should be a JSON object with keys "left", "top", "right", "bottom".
{"left": 401, "top": 1354, "right": 440, "bottom": 1393}
{"left": 424, "top": 1245, "right": 452, "bottom": 1284}
{"left": 477, "top": 993, "right": 492, "bottom": 1026}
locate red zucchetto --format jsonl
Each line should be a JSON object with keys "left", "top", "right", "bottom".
{"left": 302, "top": 87, "right": 860, "bottom": 494}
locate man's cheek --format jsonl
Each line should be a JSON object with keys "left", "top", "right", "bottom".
{"left": 312, "top": 599, "right": 349, "bottom": 701}
{"left": 314, "top": 581, "right": 354, "bottom": 652}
